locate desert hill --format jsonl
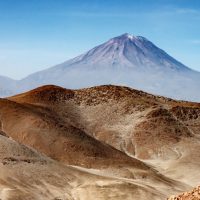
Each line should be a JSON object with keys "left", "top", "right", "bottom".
{"left": 0, "top": 96, "right": 146, "bottom": 170}
{"left": 1, "top": 132, "right": 170, "bottom": 200}
{"left": 9, "top": 85, "right": 200, "bottom": 186}
{"left": 0, "top": 84, "right": 199, "bottom": 199}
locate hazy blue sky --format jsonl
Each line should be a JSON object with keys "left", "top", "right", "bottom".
{"left": 0, "top": 0, "right": 200, "bottom": 79}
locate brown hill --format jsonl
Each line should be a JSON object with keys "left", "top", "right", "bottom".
{"left": 0, "top": 97, "right": 145, "bottom": 170}
{"left": 1, "top": 132, "right": 171, "bottom": 200}
{"left": 9, "top": 85, "right": 200, "bottom": 185}
{"left": 1, "top": 84, "right": 200, "bottom": 199}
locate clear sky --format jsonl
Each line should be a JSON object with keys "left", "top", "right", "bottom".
{"left": 0, "top": 0, "right": 200, "bottom": 79}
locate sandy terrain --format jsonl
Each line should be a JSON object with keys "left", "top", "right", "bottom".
{"left": 0, "top": 85, "right": 199, "bottom": 199}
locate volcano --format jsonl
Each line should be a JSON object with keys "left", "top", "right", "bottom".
{"left": 1, "top": 33, "right": 200, "bottom": 101}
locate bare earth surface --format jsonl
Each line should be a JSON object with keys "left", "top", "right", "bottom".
{"left": 0, "top": 85, "right": 200, "bottom": 199}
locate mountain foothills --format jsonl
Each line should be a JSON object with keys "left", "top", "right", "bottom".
{"left": 0, "top": 84, "right": 200, "bottom": 199}
{"left": 1, "top": 33, "right": 200, "bottom": 102}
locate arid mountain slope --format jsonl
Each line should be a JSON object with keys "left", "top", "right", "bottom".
{"left": 0, "top": 131, "right": 75, "bottom": 200}
{"left": 0, "top": 97, "right": 145, "bottom": 170}
{"left": 11, "top": 85, "right": 200, "bottom": 153}
{"left": 1, "top": 132, "right": 173, "bottom": 200}
{"left": 0, "top": 85, "right": 192, "bottom": 199}
{"left": 9, "top": 85, "right": 200, "bottom": 187}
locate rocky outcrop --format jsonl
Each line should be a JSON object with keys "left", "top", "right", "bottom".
{"left": 168, "top": 186, "right": 200, "bottom": 200}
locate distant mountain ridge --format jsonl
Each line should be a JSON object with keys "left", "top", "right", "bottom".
{"left": 0, "top": 75, "right": 16, "bottom": 96}
{"left": 0, "top": 33, "right": 200, "bottom": 101}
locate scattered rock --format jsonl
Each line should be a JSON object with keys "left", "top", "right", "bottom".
{"left": 168, "top": 186, "right": 200, "bottom": 200}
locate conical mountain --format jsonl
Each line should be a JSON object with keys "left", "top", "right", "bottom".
{"left": 60, "top": 33, "right": 189, "bottom": 71}
{"left": 2, "top": 33, "right": 200, "bottom": 101}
